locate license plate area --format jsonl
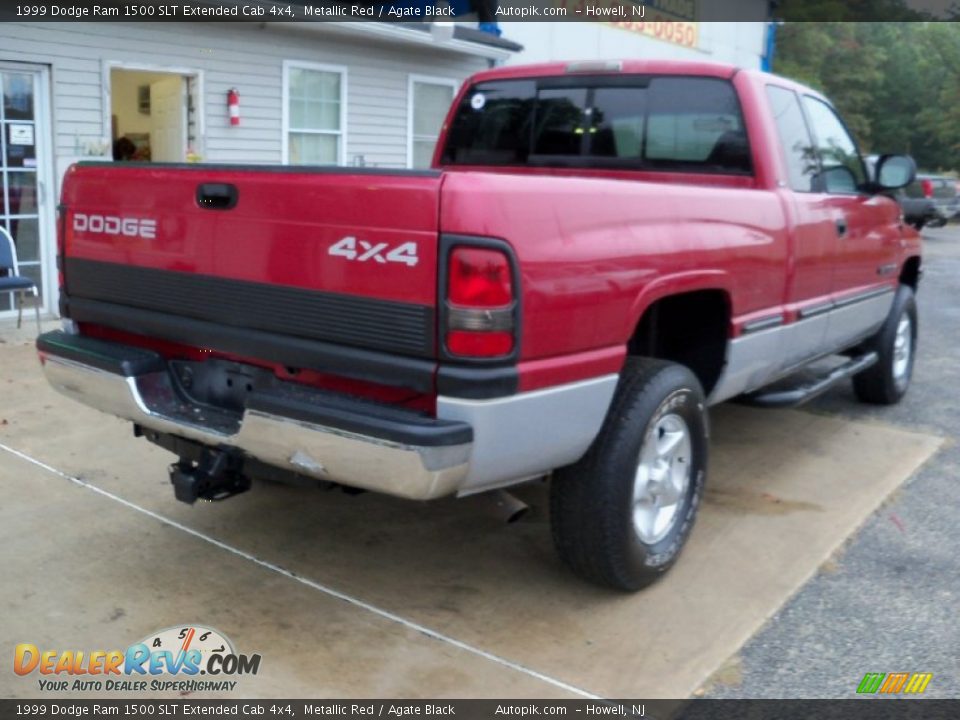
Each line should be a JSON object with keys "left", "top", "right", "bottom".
{"left": 169, "top": 358, "right": 275, "bottom": 413}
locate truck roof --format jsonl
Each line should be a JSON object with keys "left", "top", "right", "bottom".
{"left": 469, "top": 59, "right": 742, "bottom": 83}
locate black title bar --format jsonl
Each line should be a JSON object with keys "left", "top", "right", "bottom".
{"left": 0, "top": 0, "right": 957, "bottom": 23}
{"left": 2, "top": 700, "right": 960, "bottom": 720}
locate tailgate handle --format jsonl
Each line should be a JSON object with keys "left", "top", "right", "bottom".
{"left": 196, "top": 183, "right": 238, "bottom": 210}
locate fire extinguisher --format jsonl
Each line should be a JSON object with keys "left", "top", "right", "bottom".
{"left": 227, "top": 88, "right": 240, "bottom": 126}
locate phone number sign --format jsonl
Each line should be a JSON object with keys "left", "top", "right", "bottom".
{"left": 612, "top": 17, "right": 700, "bottom": 48}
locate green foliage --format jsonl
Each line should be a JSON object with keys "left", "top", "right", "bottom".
{"left": 776, "top": 0, "right": 929, "bottom": 21}
{"left": 773, "top": 22, "right": 960, "bottom": 172}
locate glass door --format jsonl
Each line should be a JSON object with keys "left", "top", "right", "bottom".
{"left": 0, "top": 66, "right": 48, "bottom": 314}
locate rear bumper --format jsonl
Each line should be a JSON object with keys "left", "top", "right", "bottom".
{"left": 37, "top": 331, "right": 617, "bottom": 500}
{"left": 38, "top": 332, "right": 471, "bottom": 500}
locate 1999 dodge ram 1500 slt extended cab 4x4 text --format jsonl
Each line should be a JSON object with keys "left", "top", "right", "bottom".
{"left": 38, "top": 60, "right": 922, "bottom": 590}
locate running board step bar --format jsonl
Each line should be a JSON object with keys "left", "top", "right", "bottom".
{"left": 740, "top": 352, "right": 879, "bottom": 409}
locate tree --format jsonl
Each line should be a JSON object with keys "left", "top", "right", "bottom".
{"left": 774, "top": 22, "right": 960, "bottom": 172}
{"left": 916, "top": 23, "right": 960, "bottom": 170}
{"left": 774, "top": 23, "right": 884, "bottom": 146}
{"left": 776, "top": 0, "right": 929, "bottom": 21}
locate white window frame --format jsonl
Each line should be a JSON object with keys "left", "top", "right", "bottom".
{"left": 282, "top": 60, "right": 348, "bottom": 166}
{"left": 407, "top": 74, "right": 458, "bottom": 169}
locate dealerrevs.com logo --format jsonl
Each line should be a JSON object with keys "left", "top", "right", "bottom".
{"left": 14, "top": 625, "right": 261, "bottom": 693}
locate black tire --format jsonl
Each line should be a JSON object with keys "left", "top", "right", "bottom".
{"left": 852, "top": 285, "right": 917, "bottom": 405}
{"left": 550, "top": 358, "right": 708, "bottom": 591}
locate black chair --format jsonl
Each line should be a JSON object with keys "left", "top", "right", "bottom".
{"left": 0, "top": 226, "right": 41, "bottom": 332}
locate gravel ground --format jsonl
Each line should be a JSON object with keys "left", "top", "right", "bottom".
{"left": 706, "top": 224, "right": 960, "bottom": 698}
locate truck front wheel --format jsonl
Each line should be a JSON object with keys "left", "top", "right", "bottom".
{"left": 550, "top": 358, "right": 708, "bottom": 591}
{"left": 852, "top": 284, "right": 917, "bottom": 405}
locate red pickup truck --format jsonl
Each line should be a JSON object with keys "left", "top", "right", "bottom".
{"left": 39, "top": 60, "right": 921, "bottom": 591}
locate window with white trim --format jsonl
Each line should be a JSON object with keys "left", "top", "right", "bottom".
{"left": 284, "top": 62, "right": 345, "bottom": 165}
{"left": 409, "top": 77, "right": 457, "bottom": 169}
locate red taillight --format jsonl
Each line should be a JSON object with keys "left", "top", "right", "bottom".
{"left": 444, "top": 245, "right": 517, "bottom": 359}
{"left": 921, "top": 179, "right": 934, "bottom": 198}
{"left": 448, "top": 247, "right": 513, "bottom": 307}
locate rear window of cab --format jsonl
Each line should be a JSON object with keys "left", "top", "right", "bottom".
{"left": 440, "top": 75, "right": 752, "bottom": 175}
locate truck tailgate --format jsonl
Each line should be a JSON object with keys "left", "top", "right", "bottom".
{"left": 60, "top": 164, "right": 442, "bottom": 364}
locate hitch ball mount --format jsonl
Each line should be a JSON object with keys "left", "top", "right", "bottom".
{"left": 169, "top": 448, "right": 251, "bottom": 504}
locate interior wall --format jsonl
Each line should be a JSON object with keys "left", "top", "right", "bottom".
{"left": 110, "top": 69, "right": 174, "bottom": 138}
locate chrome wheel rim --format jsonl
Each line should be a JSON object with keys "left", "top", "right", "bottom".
{"left": 632, "top": 413, "right": 692, "bottom": 545}
{"left": 892, "top": 315, "right": 912, "bottom": 389}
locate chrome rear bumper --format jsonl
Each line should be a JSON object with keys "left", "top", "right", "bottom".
{"left": 40, "top": 352, "right": 471, "bottom": 501}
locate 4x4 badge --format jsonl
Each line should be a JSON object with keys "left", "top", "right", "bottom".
{"left": 328, "top": 235, "right": 419, "bottom": 267}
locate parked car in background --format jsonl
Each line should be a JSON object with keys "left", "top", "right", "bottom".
{"left": 891, "top": 186, "right": 941, "bottom": 230}
{"left": 912, "top": 174, "right": 960, "bottom": 227}
{"left": 867, "top": 157, "right": 950, "bottom": 229}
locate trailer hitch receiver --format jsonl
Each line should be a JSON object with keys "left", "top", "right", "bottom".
{"left": 169, "top": 448, "right": 251, "bottom": 504}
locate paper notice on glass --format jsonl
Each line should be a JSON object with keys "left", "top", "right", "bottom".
{"left": 9, "top": 124, "right": 34, "bottom": 146}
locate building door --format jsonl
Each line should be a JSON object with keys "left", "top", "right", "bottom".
{"left": 0, "top": 63, "right": 53, "bottom": 317}
{"left": 149, "top": 75, "right": 186, "bottom": 162}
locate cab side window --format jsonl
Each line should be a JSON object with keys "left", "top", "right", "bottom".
{"left": 765, "top": 85, "right": 818, "bottom": 192}
{"left": 801, "top": 96, "right": 867, "bottom": 194}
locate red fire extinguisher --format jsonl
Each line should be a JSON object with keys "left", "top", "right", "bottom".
{"left": 227, "top": 88, "right": 240, "bottom": 126}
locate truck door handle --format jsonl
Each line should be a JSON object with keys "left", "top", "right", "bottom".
{"left": 196, "top": 183, "right": 238, "bottom": 210}
{"left": 835, "top": 218, "right": 848, "bottom": 237}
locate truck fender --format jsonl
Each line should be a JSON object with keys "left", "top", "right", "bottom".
{"left": 625, "top": 270, "right": 734, "bottom": 341}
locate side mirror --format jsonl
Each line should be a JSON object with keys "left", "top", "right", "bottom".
{"left": 873, "top": 154, "right": 916, "bottom": 191}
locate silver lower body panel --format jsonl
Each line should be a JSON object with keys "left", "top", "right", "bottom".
{"left": 709, "top": 289, "right": 894, "bottom": 405}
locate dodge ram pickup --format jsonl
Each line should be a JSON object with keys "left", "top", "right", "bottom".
{"left": 38, "top": 60, "right": 922, "bottom": 591}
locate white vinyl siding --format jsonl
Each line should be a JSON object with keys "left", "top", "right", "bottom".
{"left": 282, "top": 61, "right": 346, "bottom": 165}
{"left": 407, "top": 75, "right": 457, "bottom": 169}
{"left": 0, "top": 22, "right": 496, "bottom": 322}
{"left": 0, "top": 21, "right": 487, "bottom": 183}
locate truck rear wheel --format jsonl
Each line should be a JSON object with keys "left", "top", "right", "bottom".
{"left": 550, "top": 358, "right": 708, "bottom": 591}
{"left": 852, "top": 285, "right": 917, "bottom": 405}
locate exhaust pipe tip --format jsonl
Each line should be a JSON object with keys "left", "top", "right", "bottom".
{"left": 483, "top": 489, "right": 530, "bottom": 524}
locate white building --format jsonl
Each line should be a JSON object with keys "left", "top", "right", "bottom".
{"left": 502, "top": 0, "right": 771, "bottom": 69}
{"left": 504, "top": 20, "right": 769, "bottom": 69}
{"left": 0, "top": 21, "right": 520, "bottom": 321}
